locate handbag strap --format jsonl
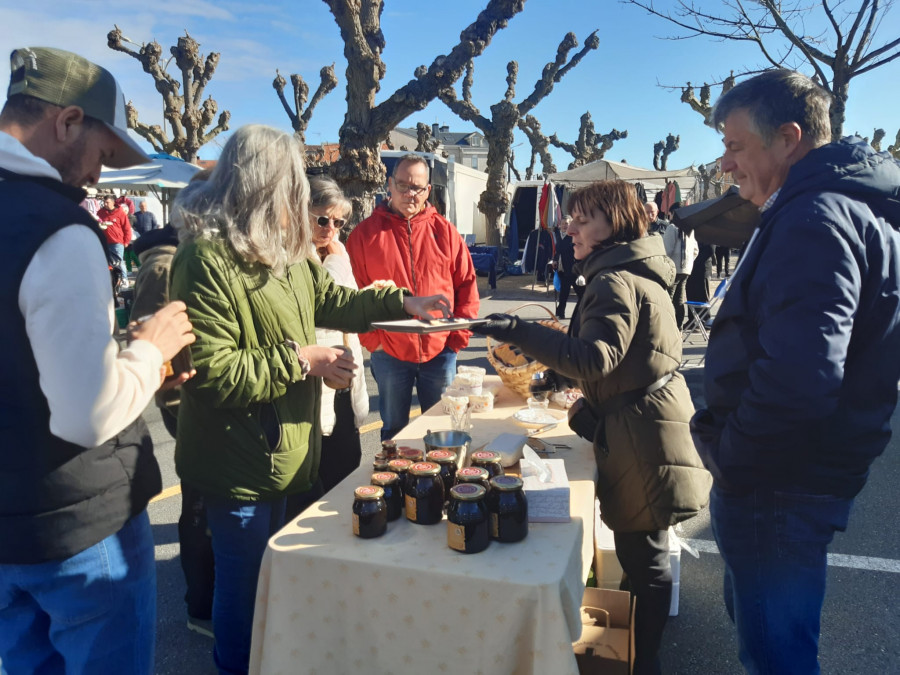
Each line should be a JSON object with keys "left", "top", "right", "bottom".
{"left": 591, "top": 372, "right": 673, "bottom": 418}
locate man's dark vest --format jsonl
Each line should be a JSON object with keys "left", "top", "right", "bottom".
{"left": 0, "top": 168, "right": 161, "bottom": 564}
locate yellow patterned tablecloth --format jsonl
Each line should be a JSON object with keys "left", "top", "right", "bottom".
{"left": 249, "top": 378, "right": 597, "bottom": 675}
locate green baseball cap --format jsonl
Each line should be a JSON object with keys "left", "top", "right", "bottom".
{"left": 8, "top": 46, "right": 150, "bottom": 168}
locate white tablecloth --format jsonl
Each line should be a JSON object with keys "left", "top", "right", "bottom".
{"left": 249, "top": 378, "right": 597, "bottom": 674}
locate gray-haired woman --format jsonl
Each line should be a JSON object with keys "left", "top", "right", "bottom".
{"left": 170, "top": 124, "right": 450, "bottom": 675}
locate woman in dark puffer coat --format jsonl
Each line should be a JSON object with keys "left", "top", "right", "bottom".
{"left": 475, "top": 180, "right": 710, "bottom": 675}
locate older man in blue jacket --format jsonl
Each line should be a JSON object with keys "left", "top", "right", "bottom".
{"left": 691, "top": 69, "right": 900, "bottom": 674}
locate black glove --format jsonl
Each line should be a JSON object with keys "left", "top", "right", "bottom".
{"left": 471, "top": 313, "right": 519, "bottom": 341}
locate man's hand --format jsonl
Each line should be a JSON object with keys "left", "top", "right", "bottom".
{"left": 470, "top": 313, "right": 519, "bottom": 341}
{"left": 403, "top": 294, "right": 452, "bottom": 319}
{"left": 129, "top": 301, "right": 195, "bottom": 362}
{"left": 300, "top": 345, "right": 358, "bottom": 390}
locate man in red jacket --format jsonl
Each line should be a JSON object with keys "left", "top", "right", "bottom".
{"left": 97, "top": 194, "right": 131, "bottom": 286}
{"left": 348, "top": 154, "right": 479, "bottom": 439}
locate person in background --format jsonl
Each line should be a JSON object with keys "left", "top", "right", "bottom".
{"left": 644, "top": 201, "right": 669, "bottom": 236}
{"left": 662, "top": 220, "right": 698, "bottom": 330}
{"left": 347, "top": 154, "right": 479, "bottom": 440}
{"left": 474, "top": 180, "right": 711, "bottom": 675}
{"left": 691, "top": 69, "right": 900, "bottom": 673}
{"left": 98, "top": 193, "right": 132, "bottom": 287}
{"left": 551, "top": 215, "right": 582, "bottom": 319}
{"left": 0, "top": 45, "right": 195, "bottom": 675}
{"left": 308, "top": 176, "right": 370, "bottom": 492}
{"left": 121, "top": 202, "right": 141, "bottom": 273}
{"left": 170, "top": 126, "right": 451, "bottom": 674}
{"left": 134, "top": 198, "right": 160, "bottom": 234}
{"left": 713, "top": 244, "right": 730, "bottom": 278}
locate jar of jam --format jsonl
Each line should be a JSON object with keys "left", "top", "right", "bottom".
{"left": 381, "top": 439, "right": 398, "bottom": 459}
{"left": 387, "top": 459, "right": 412, "bottom": 496}
{"left": 372, "top": 455, "right": 391, "bottom": 472}
{"left": 371, "top": 472, "right": 403, "bottom": 521}
{"left": 398, "top": 447, "right": 424, "bottom": 463}
{"left": 454, "top": 466, "right": 491, "bottom": 493}
{"left": 447, "top": 484, "right": 490, "bottom": 554}
{"left": 352, "top": 486, "right": 387, "bottom": 538}
{"left": 470, "top": 450, "right": 504, "bottom": 480}
{"left": 487, "top": 475, "right": 528, "bottom": 542}
{"left": 405, "top": 462, "right": 444, "bottom": 525}
{"left": 425, "top": 449, "right": 458, "bottom": 501}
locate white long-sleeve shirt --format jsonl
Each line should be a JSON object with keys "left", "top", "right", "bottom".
{"left": 2, "top": 131, "right": 163, "bottom": 447}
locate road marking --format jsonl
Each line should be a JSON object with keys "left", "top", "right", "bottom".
{"left": 149, "top": 407, "right": 422, "bottom": 504}
{"left": 684, "top": 538, "right": 900, "bottom": 574}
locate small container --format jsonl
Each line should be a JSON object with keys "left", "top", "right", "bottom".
{"left": 371, "top": 472, "right": 403, "bottom": 521}
{"left": 372, "top": 455, "right": 391, "bottom": 472}
{"left": 381, "top": 439, "right": 398, "bottom": 459}
{"left": 398, "top": 447, "right": 424, "bottom": 463}
{"left": 447, "top": 484, "right": 490, "bottom": 554}
{"left": 352, "top": 486, "right": 387, "bottom": 538}
{"left": 405, "top": 462, "right": 444, "bottom": 525}
{"left": 387, "top": 459, "right": 413, "bottom": 496}
{"left": 487, "top": 475, "right": 528, "bottom": 543}
{"left": 426, "top": 449, "right": 458, "bottom": 501}
{"left": 470, "top": 450, "right": 505, "bottom": 480}
{"left": 455, "top": 466, "right": 491, "bottom": 493}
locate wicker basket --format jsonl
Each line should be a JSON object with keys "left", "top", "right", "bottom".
{"left": 485, "top": 303, "right": 566, "bottom": 399}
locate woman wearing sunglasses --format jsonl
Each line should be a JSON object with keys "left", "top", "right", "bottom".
{"left": 308, "top": 176, "right": 367, "bottom": 492}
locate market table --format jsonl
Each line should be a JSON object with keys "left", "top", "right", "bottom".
{"left": 249, "top": 377, "right": 598, "bottom": 675}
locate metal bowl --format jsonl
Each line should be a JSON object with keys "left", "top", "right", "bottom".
{"left": 423, "top": 429, "right": 472, "bottom": 455}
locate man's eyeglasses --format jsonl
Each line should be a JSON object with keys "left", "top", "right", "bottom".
{"left": 315, "top": 215, "right": 346, "bottom": 229}
{"left": 392, "top": 181, "right": 429, "bottom": 196}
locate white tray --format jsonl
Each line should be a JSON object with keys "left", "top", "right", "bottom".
{"left": 370, "top": 318, "right": 486, "bottom": 334}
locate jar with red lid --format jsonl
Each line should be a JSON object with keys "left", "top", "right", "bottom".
{"left": 387, "top": 459, "right": 413, "bottom": 496}
{"left": 352, "top": 486, "right": 387, "bottom": 538}
{"left": 470, "top": 450, "right": 504, "bottom": 480}
{"left": 425, "top": 449, "right": 458, "bottom": 502}
{"left": 454, "top": 466, "right": 491, "bottom": 493}
{"left": 371, "top": 472, "right": 403, "bottom": 521}
{"left": 487, "top": 475, "right": 528, "bottom": 542}
{"left": 405, "top": 462, "right": 444, "bottom": 525}
{"left": 397, "top": 447, "right": 424, "bottom": 463}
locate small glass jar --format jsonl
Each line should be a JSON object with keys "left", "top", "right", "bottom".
{"left": 447, "top": 483, "right": 490, "bottom": 554}
{"left": 371, "top": 472, "right": 403, "bottom": 521}
{"left": 387, "top": 459, "right": 413, "bottom": 496}
{"left": 372, "top": 455, "right": 391, "bottom": 472}
{"left": 352, "top": 485, "right": 387, "bottom": 538}
{"left": 381, "top": 439, "right": 398, "bottom": 459}
{"left": 470, "top": 450, "right": 505, "bottom": 480}
{"left": 426, "top": 449, "right": 458, "bottom": 502}
{"left": 454, "top": 466, "right": 491, "bottom": 493}
{"left": 398, "top": 447, "right": 424, "bottom": 463}
{"left": 405, "top": 462, "right": 444, "bottom": 525}
{"left": 487, "top": 475, "right": 528, "bottom": 543}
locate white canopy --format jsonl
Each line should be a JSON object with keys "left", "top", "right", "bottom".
{"left": 549, "top": 158, "right": 699, "bottom": 201}
{"left": 98, "top": 154, "right": 201, "bottom": 221}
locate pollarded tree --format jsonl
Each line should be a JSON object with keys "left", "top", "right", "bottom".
{"left": 549, "top": 111, "right": 627, "bottom": 169}
{"left": 107, "top": 27, "right": 230, "bottom": 163}
{"left": 518, "top": 114, "right": 557, "bottom": 179}
{"left": 653, "top": 132, "right": 680, "bottom": 171}
{"left": 680, "top": 74, "right": 736, "bottom": 126}
{"left": 624, "top": 0, "right": 900, "bottom": 141}
{"left": 273, "top": 65, "right": 339, "bottom": 144}
{"left": 439, "top": 31, "right": 599, "bottom": 246}
{"left": 324, "top": 0, "right": 526, "bottom": 225}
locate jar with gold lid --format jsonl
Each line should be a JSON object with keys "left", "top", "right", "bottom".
{"left": 371, "top": 472, "right": 403, "bottom": 521}
{"left": 487, "top": 475, "right": 528, "bottom": 542}
{"left": 447, "top": 483, "right": 489, "bottom": 554}
{"left": 352, "top": 486, "right": 387, "bottom": 538}
{"left": 405, "top": 462, "right": 444, "bottom": 525}
{"left": 470, "top": 450, "right": 504, "bottom": 480}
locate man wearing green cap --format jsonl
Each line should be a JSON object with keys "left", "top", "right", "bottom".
{"left": 0, "top": 47, "right": 195, "bottom": 674}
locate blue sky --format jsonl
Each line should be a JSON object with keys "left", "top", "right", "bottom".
{"left": 3, "top": 0, "right": 899, "bottom": 173}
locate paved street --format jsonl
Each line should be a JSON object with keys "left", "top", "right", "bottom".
{"left": 147, "top": 272, "right": 900, "bottom": 674}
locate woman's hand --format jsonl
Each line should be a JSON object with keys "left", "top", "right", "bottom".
{"left": 470, "top": 313, "right": 519, "bottom": 341}
{"left": 299, "top": 345, "right": 357, "bottom": 389}
{"left": 128, "top": 301, "right": 196, "bottom": 362}
{"left": 403, "top": 294, "right": 451, "bottom": 319}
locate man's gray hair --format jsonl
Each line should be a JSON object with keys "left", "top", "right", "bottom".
{"left": 172, "top": 124, "right": 313, "bottom": 276}
{"left": 711, "top": 69, "right": 832, "bottom": 147}
{"left": 309, "top": 175, "right": 351, "bottom": 217}
{"left": 392, "top": 153, "right": 430, "bottom": 181}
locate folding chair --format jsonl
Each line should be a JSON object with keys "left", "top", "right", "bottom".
{"left": 683, "top": 278, "right": 728, "bottom": 344}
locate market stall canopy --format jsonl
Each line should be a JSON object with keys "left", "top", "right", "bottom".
{"left": 98, "top": 153, "right": 201, "bottom": 221}
{"left": 549, "top": 158, "right": 699, "bottom": 200}
{"left": 672, "top": 185, "right": 759, "bottom": 248}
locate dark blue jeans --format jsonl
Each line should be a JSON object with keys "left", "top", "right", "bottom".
{"left": 710, "top": 485, "right": 853, "bottom": 674}
{"left": 370, "top": 347, "right": 457, "bottom": 440}
{"left": 0, "top": 511, "right": 156, "bottom": 674}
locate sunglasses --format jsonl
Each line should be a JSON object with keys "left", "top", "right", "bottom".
{"left": 392, "top": 182, "right": 429, "bottom": 196}
{"left": 315, "top": 215, "right": 346, "bottom": 229}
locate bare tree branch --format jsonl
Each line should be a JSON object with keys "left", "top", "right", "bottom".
{"left": 273, "top": 64, "right": 338, "bottom": 143}
{"left": 549, "top": 111, "right": 627, "bottom": 168}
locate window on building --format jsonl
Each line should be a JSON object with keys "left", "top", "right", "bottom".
{"left": 471, "top": 157, "right": 479, "bottom": 169}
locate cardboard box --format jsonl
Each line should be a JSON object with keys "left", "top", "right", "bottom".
{"left": 573, "top": 587, "right": 634, "bottom": 675}
{"left": 521, "top": 458, "right": 570, "bottom": 522}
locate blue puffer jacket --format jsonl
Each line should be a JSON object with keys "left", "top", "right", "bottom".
{"left": 692, "top": 138, "right": 900, "bottom": 498}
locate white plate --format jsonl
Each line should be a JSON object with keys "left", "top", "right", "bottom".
{"left": 512, "top": 407, "right": 566, "bottom": 429}
{"left": 370, "top": 318, "right": 487, "bottom": 334}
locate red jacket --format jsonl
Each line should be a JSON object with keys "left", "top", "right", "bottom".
{"left": 97, "top": 206, "right": 131, "bottom": 246}
{"left": 347, "top": 202, "right": 479, "bottom": 363}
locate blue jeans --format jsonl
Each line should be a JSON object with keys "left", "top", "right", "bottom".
{"left": 710, "top": 485, "right": 853, "bottom": 674}
{"left": 107, "top": 243, "right": 127, "bottom": 281}
{"left": 205, "top": 497, "right": 287, "bottom": 675}
{"left": 370, "top": 347, "right": 457, "bottom": 440}
{"left": 0, "top": 511, "right": 156, "bottom": 675}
